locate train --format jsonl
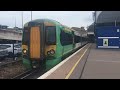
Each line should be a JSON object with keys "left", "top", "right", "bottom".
{"left": 22, "top": 19, "right": 88, "bottom": 70}
{"left": 87, "top": 24, "right": 95, "bottom": 43}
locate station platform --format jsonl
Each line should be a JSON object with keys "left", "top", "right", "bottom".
{"left": 38, "top": 43, "right": 120, "bottom": 79}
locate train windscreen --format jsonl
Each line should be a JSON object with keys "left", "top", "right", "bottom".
{"left": 45, "top": 26, "right": 56, "bottom": 45}
{"left": 22, "top": 27, "right": 30, "bottom": 45}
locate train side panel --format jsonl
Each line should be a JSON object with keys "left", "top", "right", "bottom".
{"left": 45, "top": 25, "right": 63, "bottom": 70}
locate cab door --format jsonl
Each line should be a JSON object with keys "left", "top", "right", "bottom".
{"left": 30, "top": 27, "right": 40, "bottom": 59}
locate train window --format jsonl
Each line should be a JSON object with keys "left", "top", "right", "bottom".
{"left": 75, "top": 35, "right": 81, "bottom": 43}
{"left": 45, "top": 26, "right": 56, "bottom": 45}
{"left": 22, "top": 27, "right": 30, "bottom": 45}
{"left": 82, "top": 37, "right": 85, "bottom": 41}
{"left": 60, "top": 30, "right": 73, "bottom": 46}
{"left": 82, "top": 37, "right": 84, "bottom": 41}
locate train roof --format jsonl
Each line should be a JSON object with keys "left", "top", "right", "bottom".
{"left": 24, "top": 19, "right": 62, "bottom": 27}
{"left": 24, "top": 19, "right": 76, "bottom": 32}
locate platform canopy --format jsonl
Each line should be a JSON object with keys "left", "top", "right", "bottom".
{"left": 87, "top": 23, "right": 94, "bottom": 32}
{"left": 96, "top": 11, "right": 120, "bottom": 26}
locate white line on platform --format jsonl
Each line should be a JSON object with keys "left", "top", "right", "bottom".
{"left": 98, "top": 46, "right": 119, "bottom": 48}
{"left": 65, "top": 44, "right": 91, "bottom": 79}
{"left": 98, "top": 37, "right": 119, "bottom": 39}
{"left": 37, "top": 44, "right": 88, "bottom": 79}
{"left": 0, "top": 62, "right": 1, "bottom": 63}
{"left": 90, "top": 60, "right": 120, "bottom": 63}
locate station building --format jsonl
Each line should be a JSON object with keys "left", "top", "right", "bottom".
{"left": 94, "top": 11, "right": 120, "bottom": 48}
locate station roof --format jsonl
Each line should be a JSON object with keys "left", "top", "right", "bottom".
{"left": 87, "top": 23, "right": 94, "bottom": 32}
{"left": 71, "top": 27, "right": 87, "bottom": 34}
{"left": 97, "top": 11, "right": 120, "bottom": 24}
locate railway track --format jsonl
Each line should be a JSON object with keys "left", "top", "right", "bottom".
{"left": 12, "top": 67, "right": 46, "bottom": 79}
{"left": 0, "top": 59, "right": 22, "bottom": 69}
{"left": 0, "top": 57, "right": 26, "bottom": 79}
{"left": 12, "top": 69, "right": 38, "bottom": 79}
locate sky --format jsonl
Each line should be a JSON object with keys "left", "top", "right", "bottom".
{"left": 0, "top": 11, "right": 94, "bottom": 29}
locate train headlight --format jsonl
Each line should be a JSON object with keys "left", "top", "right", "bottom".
{"left": 47, "top": 51, "right": 51, "bottom": 55}
{"left": 23, "top": 49, "right": 27, "bottom": 54}
{"left": 47, "top": 50, "right": 55, "bottom": 55}
{"left": 50, "top": 49, "right": 55, "bottom": 55}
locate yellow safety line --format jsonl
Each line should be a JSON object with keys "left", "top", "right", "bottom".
{"left": 65, "top": 44, "right": 91, "bottom": 79}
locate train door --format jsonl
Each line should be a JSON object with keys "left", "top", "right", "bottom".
{"left": 30, "top": 27, "right": 41, "bottom": 59}
{"left": 72, "top": 31, "right": 75, "bottom": 48}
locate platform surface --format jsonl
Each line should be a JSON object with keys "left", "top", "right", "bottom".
{"left": 38, "top": 44, "right": 91, "bottom": 79}
{"left": 38, "top": 43, "right": 120, "bottom": 79}
{"left": 81, "top": 44, "right": 120, "bottom": 79}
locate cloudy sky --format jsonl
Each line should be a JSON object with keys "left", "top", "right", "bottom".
{"left": 0, "top": 11, "right": 94, "bottom": 29}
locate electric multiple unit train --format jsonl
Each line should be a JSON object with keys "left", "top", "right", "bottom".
{"left": 22, "top": 19, "right": 88, "bottom": 70}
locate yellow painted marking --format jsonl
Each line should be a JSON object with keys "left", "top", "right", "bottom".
{"left": 30, "top": 27, "right": 40, "bottom": 59}
{"left": 44, "top": 22, "right": 55, "bottom": 26}
{"left": 65, "top": 44, "right": 91, "bottom": 79}
{"left": 37, "top": 44, "right": 88, "bottom": 79}
{"left": 22, "top": 45, "right": 28, "bottom": 50}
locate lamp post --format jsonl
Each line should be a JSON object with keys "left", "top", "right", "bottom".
{"left": 115, "top": 20, "right": 116, "bottom": 27}
{"left": 15, "top": 17, "right": 16, "bottom": 28}
{"left": 31, "top": 11, "right": 32, "bottom": 20}
{"left": 94, "top": 11, "right": 96, "bottom": 43}
{"left": 22, "top": 11, "right": 23, "bottom": 29}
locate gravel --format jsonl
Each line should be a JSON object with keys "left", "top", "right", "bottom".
{"left": 0, "top": 58, "right": 27, "bottom": 79}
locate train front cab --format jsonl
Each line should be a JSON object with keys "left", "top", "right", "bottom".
{"left": 22, "top": 21, "right": 57, "bottom": 70}
{"left": 22, "top": 25, "right": 43, "bottom": 69}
